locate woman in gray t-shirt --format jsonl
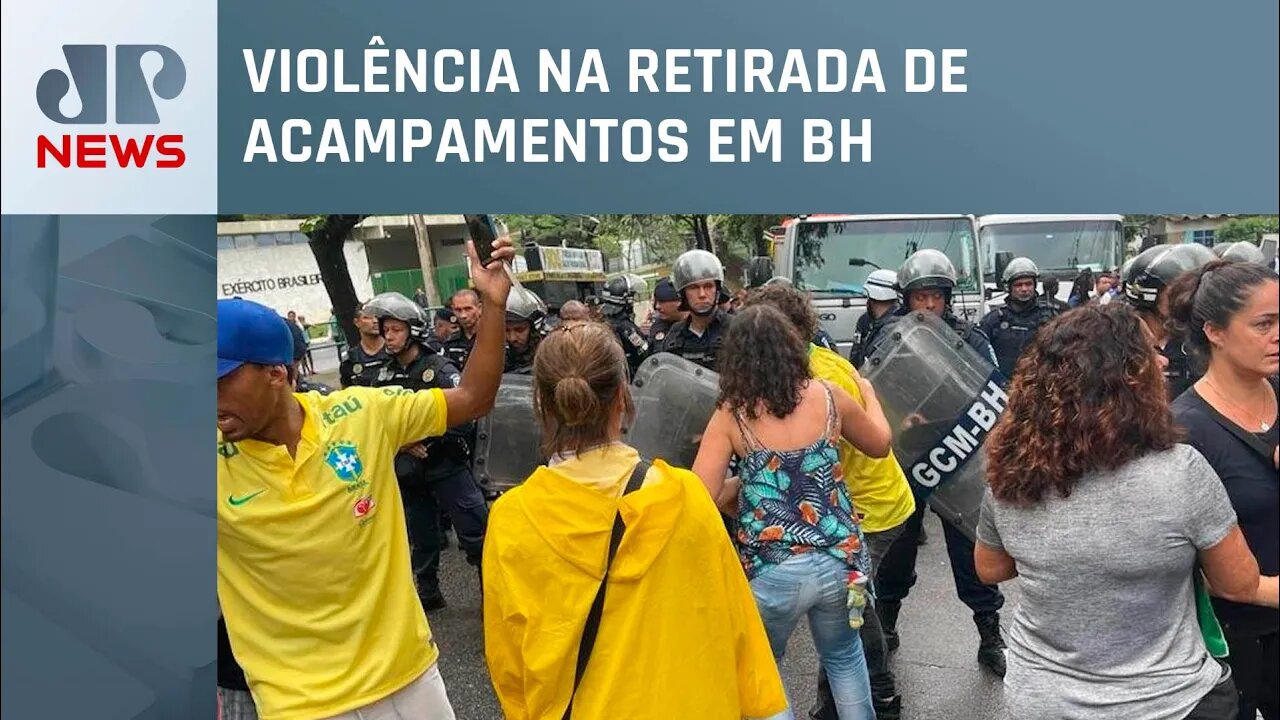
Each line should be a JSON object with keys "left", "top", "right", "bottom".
{"left": 975, "top": 303, "right": 1270, "bottom": 720}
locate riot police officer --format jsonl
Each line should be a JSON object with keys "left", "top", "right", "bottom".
{"left": 339, "top": 301, "right": 393, "bottom": 388}
{"left": 871, "top": 249, "right": 1008, "bottom": 678}
{"left": 849, "top": 269, "right": 901, "bottom": 369}
{"left": 646, "top": 277, "right": 686, "bottom": 349}
{"left": 600, "top": 273, "right": 650, "bottom": 375}
{"left": 504, "top": 286, "right": 547, "bottom": 375}
{"left": 365, "top": 292, "right": 489, "bottom": 612}
{"left": 661, "top": 249, "right": 733, "bottom": 371}
{"left": 979, "top": 258, "right": 1062, "bottom": 380}
{"left": 442, "top": 288, "right": 482, "bottom": 369}
{"left": 1120, "top": 243, "right": 1216, "bottom": 400}
{"left": 1214, "top": 240, "right": 1268, "bottom": 265}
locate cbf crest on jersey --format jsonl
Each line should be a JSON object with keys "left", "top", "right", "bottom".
{"left": 324, "top": 441, "right": 364, "bottom": 483}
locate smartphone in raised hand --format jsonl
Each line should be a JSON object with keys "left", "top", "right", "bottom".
{"left": 464, "top": 215, "right": 505, "bottom": 267}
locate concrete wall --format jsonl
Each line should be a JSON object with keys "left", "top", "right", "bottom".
{"left": 217, "top": 240, "right": 373, "bottom": 323}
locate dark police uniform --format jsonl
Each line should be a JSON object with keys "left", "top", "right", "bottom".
{"left": 849, "top": 303, "right": 900, "bottom": 369}
{"left": 660, "top": 310, "right": 732, "bottom": 371}
{"left": 441, "top": 331, "right": 476, "bottom": 370}
{"left": 873, "top": 306, "right": 1004, "bottom": 621}
{"left": 603, "top": 306, "right": 649, "bottom": 376}
{"left": 376, "top": 344, "right": 488, "bottom": 603}
{"left": 1162, "top": 332, "right": 1200, "bottom": 401}
{"left": 647, "top": 316, "right": 676, "bottom": 351}
{"left": 813, "top": 327, "right": 839, "bottom": 353}
{"left": 979, "top": 296, "right": 1061, "bottom": 380}
{"left": 339, "top": 341, "right": 392, "bottom": 388}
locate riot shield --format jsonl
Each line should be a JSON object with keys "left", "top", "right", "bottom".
{"left": 860, "top": 312, "right": 1009, "bottom": 541}
{"left": 472, "top": 374, "right": 544, "bottom": 495}
{"left": 626, "top": 352, "right": 721, "bottom": 469}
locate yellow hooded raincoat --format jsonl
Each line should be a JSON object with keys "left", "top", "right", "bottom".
{"left": 482, "top": 445, "right": 789, "bottom": 720}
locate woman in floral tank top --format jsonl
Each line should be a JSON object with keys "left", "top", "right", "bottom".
{"left": 695, "top": 305, "right": 893, "bottom": 720}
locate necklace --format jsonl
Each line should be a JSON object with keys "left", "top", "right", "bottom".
{"left": 1204, "top": 377, "right": 1275, "bottom": 432}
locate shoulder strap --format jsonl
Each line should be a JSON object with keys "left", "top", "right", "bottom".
{"left": 562, "top": 459, "right": 650, "bottom": 720}
{"left": 732, "top": 409, "right": 765, "bottom": 453}
{"left": 1201, "top": 386, "right": 1278, "bottom": 462}
{"left": 820, "top": 380, "right": 838, "bottom": 437}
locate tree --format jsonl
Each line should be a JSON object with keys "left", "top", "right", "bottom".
{"left": 501, "top": 214, "right": 603, "bottom": 249}
{"left": 714, "top": 214, "right": 791, "bottom": 258}
{"left": 300, "top": 215, "right": 368, "bottom": 349}
{"left": 673, "top": 215, "right": 714, "bottom": 253}
{"left": 1217, "top": 215, "right": 1279, "bottom": 244}
{"left": 597, "top": 215, "right": 687, "bottom": 268}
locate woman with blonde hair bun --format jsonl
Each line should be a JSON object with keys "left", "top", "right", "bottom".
{"left": 482, "top": 321, "right": 793, "bottom": 720}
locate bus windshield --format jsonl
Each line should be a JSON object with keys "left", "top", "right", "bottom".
{"left": 793, "top": 218, "right": 980, "bottom": 296}
{"left": 980, "top": 220, "right": 1123, "bottom": 279}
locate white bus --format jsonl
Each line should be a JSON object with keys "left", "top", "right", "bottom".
{"left": 977, "top": 214, "right": 1125, "bottom": 305}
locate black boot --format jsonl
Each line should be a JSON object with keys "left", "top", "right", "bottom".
{"left": 974, "top": 612, "right": 1007, "bottom": 677}
{"left": 878, "top": 600, "right": 902, "bottom": 653}
{"left": 873, "top": 694, "right": 903, "bottom": 720}
{"left": 419, "top": 590, "right": 447, "bottom": 613}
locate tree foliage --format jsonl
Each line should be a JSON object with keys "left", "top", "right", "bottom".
{"left": 1217, "top": 215, "right": 1279, "bottom": 244}
{"left": 302, "top": 214, "right": 368, "bottom": 349}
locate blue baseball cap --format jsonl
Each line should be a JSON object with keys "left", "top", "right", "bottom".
{"left": 218, "top": 298, "right": 295, "bottom": 379}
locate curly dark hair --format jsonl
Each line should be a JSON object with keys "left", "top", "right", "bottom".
{"left": 985, "top": 303, "right": 1180, "bottom": 506}
{"left": 717, "top": 304, "right": 812, "bottom": 420}
{"left": 741, "top": 285, "right": 819, "bottom": 344}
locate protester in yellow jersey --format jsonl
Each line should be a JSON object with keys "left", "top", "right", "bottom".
{"left": 740, "top": 285, "right": 914, "bottom": 720}
{"left": 216, "top": 236, "right": 515, "bottom": 720}
{"left": 482, "top": 321, "right": 792, "bottom": 720}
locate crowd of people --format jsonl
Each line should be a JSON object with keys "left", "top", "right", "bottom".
{"left": 217, "top": 234, "right": 1277, "bottom": 720}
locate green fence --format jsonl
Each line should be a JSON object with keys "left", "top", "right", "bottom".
{"left": 370, "top": 264, "right": 472, "bottom": 303}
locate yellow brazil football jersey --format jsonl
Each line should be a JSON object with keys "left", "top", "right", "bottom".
{"left": 809, "top": 345, "right": 916, "bottom": 533}
{"left": 217, "top": 385, "right": 449, "bottom": 720}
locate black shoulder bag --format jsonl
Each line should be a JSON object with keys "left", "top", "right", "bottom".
{"left": 561, "top": 459, "right": 650, "bottom": 720}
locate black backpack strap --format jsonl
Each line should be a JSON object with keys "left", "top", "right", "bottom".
{"left": 562, "top": 458, "right": 651, "bottom": 720}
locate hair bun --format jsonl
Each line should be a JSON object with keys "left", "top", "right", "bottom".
{"left": 554, "top": 376, "right": 598, "bottom": 427}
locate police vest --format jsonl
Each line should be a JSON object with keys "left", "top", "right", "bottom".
{"left": 988, "top": 302, "right": 1057, "bottom": 377}
{"left": 341, "top": 343, "right": 393, "bottom": 388}
{"left": 662, "top": 314, "right": 730, "bottom": 371}
{"left": 376, "top": 346, "right": 472, "bottom": 471}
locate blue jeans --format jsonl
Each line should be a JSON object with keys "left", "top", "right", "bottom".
{"left": 750, "top": 553, "right": 875, "bottom": 720}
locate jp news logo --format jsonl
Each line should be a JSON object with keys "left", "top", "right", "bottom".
{"left": 36, "top": 44, "right": 187, "bottom": 169}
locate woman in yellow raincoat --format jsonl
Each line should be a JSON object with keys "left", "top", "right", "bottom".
{"left": 482, "top": 321, "right": 793, "bottom": 720}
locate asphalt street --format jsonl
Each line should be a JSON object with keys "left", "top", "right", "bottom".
{"left": 428, "top": 509, "right": 1021, "bottom": 720}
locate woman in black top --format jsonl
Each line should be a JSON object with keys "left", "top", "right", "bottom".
{"left": 1169, "top": 260, "right": 1280, "bottom": 720}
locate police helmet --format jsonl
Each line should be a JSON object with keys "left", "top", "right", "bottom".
{"left": 1001, "top": 257, "right": 1040, "bottom": 286}
{"left": 671, "top": 249, "right": 725, "bottom": 292}
{"left": 505, "top": 285, "right": 547, "bottom": 329}
{"left": 671, "top": 249, "right": 726, "bottom": 312}
{"left": 897, "top": 249, "right": 958, "bottom": 295}
{"left": 1123, "top": 244, "right": 1213, "bottom": 308}
{"left": 1170, "top": 242, "right": 1218, "bottom": 268}
{"left": 1216, "top": 241, "right": 1267, "bottom": 265}
{"left": 763, "top": 275, "right": 793, "bottom": 287}
{"left": 602, "top": 273, "right": 647, "bottom": 306}
{"left": 365, "top": 291, "right": 431, "bottom": 342}
{"left": 1211, "top": 243, "right": 1235, "bottom": 258}
{"left": 864, "top": 269, "right": 899, "bottom": 302}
